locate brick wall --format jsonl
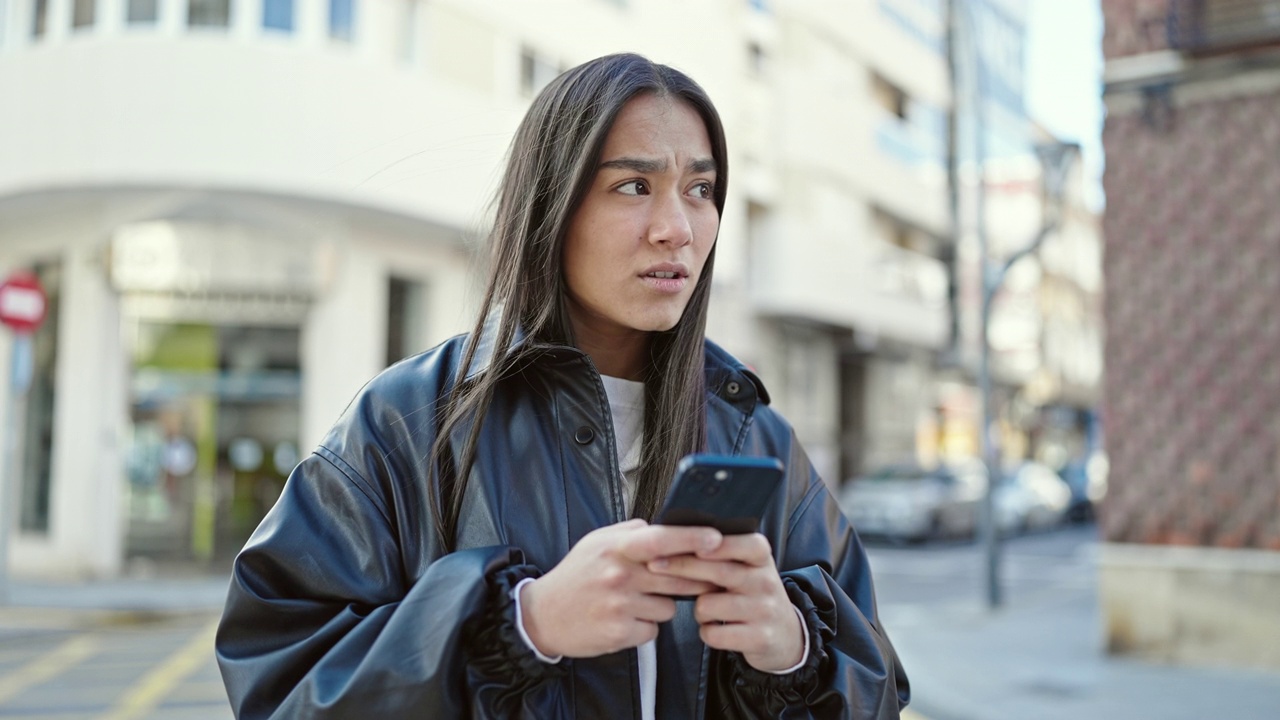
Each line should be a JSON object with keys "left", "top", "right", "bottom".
{"left": 1101, "top": 3, "right": 1280, "bottom": 550}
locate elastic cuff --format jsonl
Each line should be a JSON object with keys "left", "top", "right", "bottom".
{"left": 468, "top": 564, "right": 569, "bottom": 681}
{"left": 723, "top": 579, "right": 824, "bottom": 695}
{"left": 511, "top": 577, "right": 564, "bottom": 664}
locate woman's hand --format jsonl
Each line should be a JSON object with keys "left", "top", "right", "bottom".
{"left": 520, "top": 519, "right": 723, "bottom": 658}
{"left": 647, "top": 533, "right": 804, "bottom": 673}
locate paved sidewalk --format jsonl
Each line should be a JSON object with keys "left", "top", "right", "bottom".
{"left": 881, "top": 561, "right": 1280, "bottom": 720}
{"left": 0, "top": 575, "right": 230, "bottom": 634}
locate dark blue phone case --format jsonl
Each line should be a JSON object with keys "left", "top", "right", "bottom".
{"left": 655, "top": 454, "right": 785, "bottom": 535}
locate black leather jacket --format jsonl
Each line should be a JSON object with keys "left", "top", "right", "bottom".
{"left": 216, "top": 326, "right": 909, "bottom": 719}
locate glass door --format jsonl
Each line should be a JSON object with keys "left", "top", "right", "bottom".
{"left": 124, "top": 323, "right": 301, "bottom": 564}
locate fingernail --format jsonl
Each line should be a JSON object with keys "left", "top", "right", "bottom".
{"left": 701, "top": 533, "right": 720, "bottom": 550}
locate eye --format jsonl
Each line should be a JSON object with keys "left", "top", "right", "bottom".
{"left": 690, "top": 181, "right": 715, "bottom": 200}
{"left": 616, "top": 180, "right": 649, "bottom": 196}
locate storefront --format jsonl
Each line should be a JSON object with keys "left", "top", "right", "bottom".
{"left": 2, "top": 194, "right": 473, "bottom": 579}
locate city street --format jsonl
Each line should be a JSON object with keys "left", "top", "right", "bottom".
{"left": 0, "top": 611, "right": 227, "bottom": 720}
{"left": 2, "top": 523, "right": 1279, "bottom": 718}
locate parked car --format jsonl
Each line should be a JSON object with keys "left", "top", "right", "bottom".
{"left": 838, "top": 462, "right": 987, "bottom": 543}
{"left": 993, "top": 461, "right": 1072, "bottom": 535}
{"left": 1057, "top": 452, "right": 1109, "bottom": 522}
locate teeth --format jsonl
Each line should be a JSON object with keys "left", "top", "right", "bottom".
{"left": 649, "top": 272, "right": 677, "bottom": 279}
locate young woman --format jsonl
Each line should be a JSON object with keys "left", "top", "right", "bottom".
{"left": 216, "top": 53, "right": 909, "bottom": 719}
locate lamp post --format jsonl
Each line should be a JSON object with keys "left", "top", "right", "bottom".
{"left": 977, "top": 140, "right": 1080, "bottom": 609}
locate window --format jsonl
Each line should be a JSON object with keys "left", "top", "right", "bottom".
{"left": 127, "top": 0, "right": 159, "bottom": 24}
{"left": 32, "top": 0, "right": 48, "bottom": 38}
{"left": 263, "top": 0, "right": 293, "bottom": 31}
{"left": 871, "top": 72, "right": 908, "bottom": 120}
{"left": 385, "top": 277, "right": 427, "bottom": 366}
{"left": 188, "top": 0, "right": 229, "bottom": 28}
{"left": 72, "top": 0, "right": 95, "bottom": 28}
{"left": 19, "top": 263, "right": 60, "bottom": 534}
{"left": 398, "top": 0, "right": 420, "bottom": 63}
{"left": 520, "top": 46, "right": 559, "bottom": 97}
{"left": 329, "top": 0, "right": 355, "bottom": 41}
{"left": 748, "top": 41, "right": 767, "bottom": 77}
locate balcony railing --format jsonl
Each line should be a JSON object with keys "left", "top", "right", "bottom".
{"left": 1168, "top": 0, "right": 1280, "bottom": 56}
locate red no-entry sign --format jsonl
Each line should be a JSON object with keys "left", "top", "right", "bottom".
{"left": 0, "top": 273, "right": 48, "bottom": 335}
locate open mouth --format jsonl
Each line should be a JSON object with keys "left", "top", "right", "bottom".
{"left": 646, "top": 271, "right": 682, "bottom": 279}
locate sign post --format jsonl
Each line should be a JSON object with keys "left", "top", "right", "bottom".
{"left": 0, "top": 272, "right": 48, "bottom": 605}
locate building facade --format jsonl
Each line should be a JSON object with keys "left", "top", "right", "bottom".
{"left": 1, "top": 0, "right": 1091, "bottom": 579}
{"left": 1100, "top": 0, "right": 1280, "bottom": 668}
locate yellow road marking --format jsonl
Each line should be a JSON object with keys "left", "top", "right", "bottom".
{"left": 96, "top": 620, "right": 219, "bottom": 720}
{"left": 0, "top": 633, "right": 101, "bottom": 706}
{"left": 902, "top": 708, "right": 931, "bottom": 720}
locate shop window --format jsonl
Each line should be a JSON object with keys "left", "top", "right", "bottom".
{"left": 188, "top": 0, "right": 229, "bottom": 28}
{"left": 263, "top": 0, "right": 293, "bottom": 31}
{"left": 19, "top": 263, "right": 60, "bottom": 534}
{"left": 126, "top": 322, "right": 302, "bottom": 561}
{"left": 386, "top": 276, "right": 427, "bottom": 366}
{"left": 127, "top": 0, "right": 158, "bottom": 24}
{"left": 72, "top": 0, "right": 95, "bottom": 28}
{"left": 330, "top": 0, "right": 355, "bottom": 41}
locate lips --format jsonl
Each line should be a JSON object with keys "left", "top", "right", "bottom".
{"left": 640, "top": 262, "right": 689, "bottom": 280}
{"left": 639, "top": 263, "right": 690, "bottom": 295}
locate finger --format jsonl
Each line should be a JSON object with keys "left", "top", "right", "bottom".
{"left": 635, "top": 571, "right": 720, "bottom": 598}
{"left": 698, "top": 621, "right": 763, "bottom": 655}
{"left": 617, "top": 525, "right": 722, "bottom": 563}
{"left": 693, "top": 591, "right": 754, "bottom": 625}
{"left": 598, "top": 619, "right": 660, "bottom": 654}
{"left": 600, "top": 518, "right": 649, "bottom": 534}
{"left": 630, "top": 594, "right": 679, "bottom": 624}
{"left": 648, "top": 556, "right": 750, "bottom": 590}
{"left": 694, "top": 533, "right": 773, "bottom": 566}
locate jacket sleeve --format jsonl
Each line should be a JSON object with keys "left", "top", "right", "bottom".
{"left": 709, "top": 437, "right": 911, "bottom": 719}
{"left": 214, "top": 449, "right": 567, "bottom": 719}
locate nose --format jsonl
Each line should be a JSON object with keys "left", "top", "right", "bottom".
{"left": 647, "top": 191, "right": 693, "bottom": 248}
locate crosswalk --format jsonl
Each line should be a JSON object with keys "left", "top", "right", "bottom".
{"left": 0, "top": 614, "right": 229, "bottom": 720}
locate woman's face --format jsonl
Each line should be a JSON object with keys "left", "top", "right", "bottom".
{"left": 562, "top": 93, "right": 719, "bottom": 347}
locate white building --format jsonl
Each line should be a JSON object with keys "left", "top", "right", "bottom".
{"left": 1, "top": 0, "right": 958, "bottom": 578}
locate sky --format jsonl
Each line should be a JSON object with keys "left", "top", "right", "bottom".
{"left": 1023, "top": 0, "right": 1106, "bottom": 209}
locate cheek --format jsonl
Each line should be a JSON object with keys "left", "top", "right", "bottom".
{"left": 691, "top": 216, "right": 720, "bottom": 270}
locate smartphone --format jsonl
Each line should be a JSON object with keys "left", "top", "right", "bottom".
{"left": 655, "top": 454, "right": 785, "bottom": 535}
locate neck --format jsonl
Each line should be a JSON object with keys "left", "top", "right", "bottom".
{"left": 578, "top": 333, "right": 649, "bottom": 380}
{"left": 569, "top": 320, "right": 650, "bottom": 381}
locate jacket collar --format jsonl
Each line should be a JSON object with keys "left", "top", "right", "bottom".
{"left": 459, "top": 304, "right": 770, "bottom": 406}
{"left": 459, "top": 303, "right": 530, "bottom": 384}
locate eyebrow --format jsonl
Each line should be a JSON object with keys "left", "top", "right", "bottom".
{"left": 598, "top": 157, "right": 717, "bottom": 174}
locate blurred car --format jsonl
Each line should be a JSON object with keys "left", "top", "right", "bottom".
{"left": 1057, "top": 452, "right": 1109, "bottom": 522}
{"left": 838, "top": 462, "right": 987, "bottom": 543}
{"left": 993, "top": 461, "right": 1072, "bottom": 535}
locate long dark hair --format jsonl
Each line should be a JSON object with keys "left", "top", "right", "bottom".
{"left": 430, "top": 53, "right": 729, "bottom": 547}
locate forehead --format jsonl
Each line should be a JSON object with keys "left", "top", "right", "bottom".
{"left": 600, "top": 94, "right": 713, "bottom": 161}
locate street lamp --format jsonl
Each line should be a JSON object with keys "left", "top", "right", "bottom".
{"left": 978, "top": 140, "right": 1081, "bottom": 609}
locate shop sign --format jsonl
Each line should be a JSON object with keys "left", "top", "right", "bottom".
{"left": 0, "top": 272, "right": 47, "bottom": 335}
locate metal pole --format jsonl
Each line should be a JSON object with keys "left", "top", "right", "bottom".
{"left": 944, "top": 0, "right": 961, "bottom": 354}
{"left": 967, "top": 0, "right": 1003, "bottom": 610}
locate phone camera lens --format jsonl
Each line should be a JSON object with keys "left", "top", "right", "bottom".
{"left": 702, "top": 483, "right": 721, "bottom": 497}
{"left": 714, "top": 470, "right": 730, "bottom": 482}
